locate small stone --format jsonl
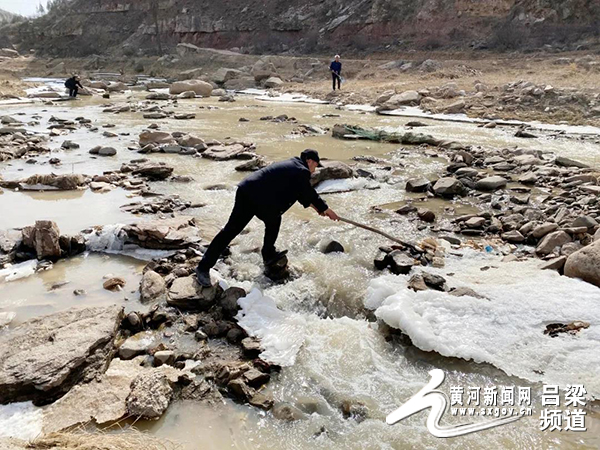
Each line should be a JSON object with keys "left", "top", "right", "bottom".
{"left": 464, "top": 217, "right": 485, "bottom": 228}
{"left": 244, "top": 368, "right": 270, "bottom": 388}
{"left": 153, "top": 350, "right": 175, "bottom": 367}
{"left": 103, "top": 277, "right": 126, "bottom": 291}
{"left": 417, "top": 208, "right": 435, "bottom": 223}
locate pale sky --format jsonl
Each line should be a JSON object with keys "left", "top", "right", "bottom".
{"left": 0, "top": 0, "right": 48, "bottom": 16}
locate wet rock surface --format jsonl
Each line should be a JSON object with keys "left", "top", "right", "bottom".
{"left": 0, "top": 305, "right": 124, "bottom": 405}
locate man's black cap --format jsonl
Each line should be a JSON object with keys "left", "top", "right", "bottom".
{"left": 301, "top": 149, "right": 323, "bottom": 167}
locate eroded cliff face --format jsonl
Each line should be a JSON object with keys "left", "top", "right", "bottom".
{"left": 6, "top": 0, "right": 600, "bottom": 56}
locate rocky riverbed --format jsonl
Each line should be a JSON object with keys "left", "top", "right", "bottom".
{"left": 1, "top": 77, "right": 600, "bottom": 449}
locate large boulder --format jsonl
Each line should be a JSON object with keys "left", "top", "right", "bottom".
{"left": 564, "top": 241, "right": 600, "bottom": 287}
{"left": 140, "top": 270, "right": 166, "bottom": 303}
{"left": 41, "top": 358, "right": 145, "bottom": 432}
{"left": 432, "top": 177, "right": 465, "bottom": 197}
{"left": 22, "top": 220, "right": 62, "bottom": 260}
{"left": 213, "top": 68, "right": 243, "bottom": 84}
{"left": 169, "top": 80, "right": 212, "bottom": 97}
{"left": 167, "top": 275, "right": 220, "bottom": 310}
{"left": 0, "top": 306, "right": 123, "bottom": 405}
{"left": 42, "top": 358, "right": 184, "bottom": 432}
{"left": 224, "top": 77, "right": 257, "bottom": 90}
{"left": 310, "top": 161, "right": 354, "bottom": 186}
{"left": 252, "top": 59, "right": 277, "bottom": 81}
{"left": 264, "top": 77, "right": 284, "bottom": 88}
{"left": 382, "top": 90, "right": 421, "bottom": 109}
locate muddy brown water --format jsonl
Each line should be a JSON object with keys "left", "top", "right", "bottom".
{"left": 1, "top": 87, "right": 600, "bottom": 448}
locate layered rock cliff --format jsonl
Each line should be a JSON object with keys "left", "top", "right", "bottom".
{"left": 5, "top": 0, "right": 600, "bottom": 56}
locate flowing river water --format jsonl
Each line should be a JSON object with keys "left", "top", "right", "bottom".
{"left": 1, "top": 83, "right": 600, "bottom": 448}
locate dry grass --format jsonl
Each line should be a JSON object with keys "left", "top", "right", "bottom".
{"left": 26, "top": 429, "right": 179, "bottom": 450}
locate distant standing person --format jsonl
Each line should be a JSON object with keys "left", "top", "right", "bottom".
{"left": 330, "top": 55, "right": 342, "bottom": 91}
{"left": 65, "top": 75, "right": 83, "bottom": 98}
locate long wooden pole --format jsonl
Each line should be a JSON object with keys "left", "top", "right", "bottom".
{"left": 338, "top": 216, "right": 409, "bottom": 247}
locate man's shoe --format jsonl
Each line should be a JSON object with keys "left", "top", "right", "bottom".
{"left": 196, "top": 267, "right": 212, "bottom": 287}
{"left": 263, "top": 250, "right": 288, "bottom": 266}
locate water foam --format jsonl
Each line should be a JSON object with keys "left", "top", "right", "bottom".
{"left": 0, "top": 402, "right": 43, "bottom": 440}
{"left": 366, "top": 250, "right": 600, "bottom": 397}
{"left": 235, "top": 288, "right": 308, "bottom": 366}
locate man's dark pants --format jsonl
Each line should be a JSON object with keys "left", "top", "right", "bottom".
{"left": 332, "top": 73, "right": 341, "bottom": 90}
{"left": 197, "top": 188, "right": 281, "bottom": 271}
{"left": 69, "top": 87, "right": 78, "bottom": 97}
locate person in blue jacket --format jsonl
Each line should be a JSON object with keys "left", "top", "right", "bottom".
{"left": 196, "top": 149, "right": 340, "bottom": 287}
{"left": 330, "top": 55, "right": 342, "bottom": 91}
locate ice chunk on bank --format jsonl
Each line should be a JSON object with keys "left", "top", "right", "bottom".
{"left": 0, "top": 402, "right": 43, "bottom": 440}
{"left": 0, "top": 260, "right": 38, "bottom": 282}
{"left": 366, "top": 250, "right": 600, "bottom": 397}
{"left": 315, "top": 178, "right": 378, "bottom": 194}
{"left": 236, "top": 288, "right": 307, "bottom": 366}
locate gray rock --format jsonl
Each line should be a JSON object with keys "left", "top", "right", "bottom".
{"left": 518, "top": 172, "right": 538, "bottom": 184}
{"left": 387, "top": 251, "right": 415, "bottom": 275}
{"left": 61, "top": 140, "right": 80, "bottom": 149}
{"left": 501, "top": 230, "right": 525, "bottom": 243}
{"left": 532, "top": 222, "right": 559, "bottom": 239}
{"left": 405, "top": 177, "right": 431, "bottom": 193}
{"left": 219, "top": 287, "right": 246, "bottom": 318}
{"left": 264, "top": 77, "right": 284, "bottom": 88}
{"left": 272, "top": 402, "right": 306, "bottom": 421}
{"left": 126, "top": 371, "right": 172, "bottom": 419}
{"left": 449, "top": 287, "right": 486, "bottom": 299}
{"left": 475, "top": 176, "right": 507, "bottom": 191}
{"left": 536, "top": 231, "right": 572, "bottom": 256}
{"left": 571, "top": 216, "right": 598, "bottom": 230}
{"left": 311, "top": 161, "right": 354, "bottom": 186}
{"left": 167, "top": 275, "right": 220, "bottom": 310}
{"left": 432, "top": 177, "right": 465, "bottom": 197}
{"left": 564, "top": 241, "right": 600, "bottom": 287}
{"left": 153, "top": 350, "right": 175, "bottom": 367}
{"left": 140, "top": 270, "right": 166, "bottom": 303}
{"left": 22, "top": 220, "right": 61, "bottom": 260}
{"left": 0, "top": 306, "right": 123, "bottom": 405}
{"left": 98, "top": 147, "right": 117, "bottom": 156}
{"left": 555, "top": 156, "right": 589, "bottom": 168}
{"left": 118, "top": 331, "right": 158, "bottom": 359}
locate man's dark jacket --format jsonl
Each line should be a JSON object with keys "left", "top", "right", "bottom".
{"left": 65, "top": 77, "right": 82, "bottom": 89}
{"left": 330, "top": 61, "right": 342, "bottom": 74}
{"left": 239, "top": 157, "right": 328, "bottom": 217}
